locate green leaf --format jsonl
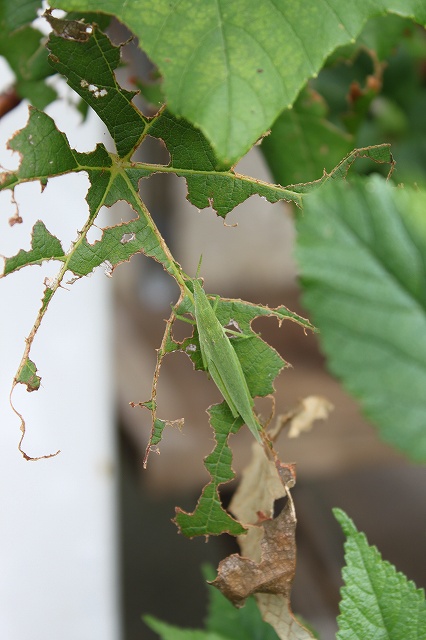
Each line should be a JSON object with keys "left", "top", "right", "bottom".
{"left": 3, "top": 107, "right": 79, "bottom": 188}
{"left": 296, "top": 176, "right": 426, "bottom": 461}
{"left": 261, "top": 86, "right": 353, "bottom": 187}
{"left": 144, "top": 615, "right": 226, "bottom": 640}
{"left": 175, "top": 402, "right": 247, "bottom": 538}
{"left": 47, "top": 25, "right": 147, "bottom": 158}
{"left": 53, "top": 0, "right": 426, "bottom": 164}
{"left": 143, "top": 566, "right": 280, "bottom": 639}
{"left": 0, "top": 0, "right": 41, "bottom": 33}
{"left": 165, "top": 295, "right": 312, "bottom": 538}
{"left": 334, "top": 509, "right": 426, "bottom": 639}
{"left": 3, "top": 221, "right": 65, "bottom": 276}
{"left": 204, "top": 567, "right": 280, "bottom": 640}
{"left": 0, "top": 108, "right": 176, "bottom": 276}
{"left": 147, "top": 109, "right": 303, "bottom": 216}
{"left": 0, "top": 25, "right": 57, "bottom": 109}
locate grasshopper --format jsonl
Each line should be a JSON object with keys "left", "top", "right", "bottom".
{"left": 178, "top": 275, "right": 263, "bottom": 443}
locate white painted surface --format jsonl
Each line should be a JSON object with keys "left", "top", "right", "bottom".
{"left": 0, "top": 64, "right": 120, "bottom": 640}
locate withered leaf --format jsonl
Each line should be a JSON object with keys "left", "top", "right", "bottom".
{"left": 212, "top": 497, "right": 296, "bottom": 607}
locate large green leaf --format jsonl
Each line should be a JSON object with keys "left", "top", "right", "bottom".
{"left": 335, "top": 509, "right": 426, "bottom": 639}
{"left": 53, "top": 0, "right": 426, "bottom": 164}
{"left": 296, "top": 176, "right": 426, "bottom": 460}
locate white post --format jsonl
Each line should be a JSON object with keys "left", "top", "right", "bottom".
{"left": 0, "top": 68, "right": 120, "bottom": 640}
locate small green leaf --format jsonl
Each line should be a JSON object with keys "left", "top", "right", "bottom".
{"left": 296, "top": 176, "right": 426, "bottom": 460}
{"left": 4, "top": 107, "right": 78, "bottom": 189}
{"left": 334, "top": 508, "right": 426, "bottom": 639}
{"left": 16, "top": 358, "right": 41, "bottom": 392}
{"left": 3, "top": 221, "right": 65, "bottom": 275}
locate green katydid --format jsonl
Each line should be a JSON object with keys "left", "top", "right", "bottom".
{"left": 178, "top": 274, "right": 263, "bottom": 443}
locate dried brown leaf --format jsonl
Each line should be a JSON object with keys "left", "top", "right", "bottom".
{"left": 211, "top": 424, "right": 314, "bottom": 638}
{"left": 287, "top": 396, "right": 333, "bottom": 438}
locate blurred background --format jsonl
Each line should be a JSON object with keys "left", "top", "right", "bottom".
{"left": 1, "top": 12, "right": 426, "bottom": 640}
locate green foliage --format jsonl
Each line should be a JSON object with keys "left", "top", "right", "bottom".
{"left": 296, "top": 176, "right": 426, "bottom": 461}
{"left": 335, "top": 509, "right": 426, "bottom": 639}
{"left": 144, "top": 566, "right": 280, "bottom": 639}
{"left": 47, "top": 24, "right": 147, "bottom": 158}
{"left": 261, "top": 86, "right": 353, "bottom": 185}
{"left": 52, "top": 0, "right": 426, "bottom": 165}
{"left": 1, "top": 4, "right": 426, "bottom": 637}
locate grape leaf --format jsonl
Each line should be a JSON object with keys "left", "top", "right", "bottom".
{"left": 53, "top": 0, "right": 426, "bottom": 164}
{"left": 30, "top": 24, "right": 394, "bottom": 218}
{"left": 296, "top": 176, "right": 426, "bottom": 461}
{"left": 334, "top": 509, "right": 426, "bottom": 639}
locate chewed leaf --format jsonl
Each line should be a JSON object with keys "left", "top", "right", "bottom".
{"left": 148, "top": 110, "right": 303, "bottom": 217}
{"left": 2, "top": 221, "right": 65, "bottom": 275}
{"left": 54, "top": 0, "right": 426, "bottom": 164}
{"left": 335, "top": 509, "right": 426, "bottom": 639}
{"left": 4, "top": 107, "right": 78, "bottom": 190}
{"left": 16, "top": 357, "right": 41, "bottom": 392}
{"left": 149, "top": 292, "right": 315, "bottom": 538}
{"left": 171, "top": 294, "right": 313, "bottom": 398}
{"left": 174, "top": 402, "right": 247, "bottom": 538}
{"left": 261, "top": 86, "right": 353, "bottom": 186}
{"left": 47, "top": 24, "right": 147, "bottom": 158}
{"left": 288, "top": 143, "right": 394, "bottom": 194}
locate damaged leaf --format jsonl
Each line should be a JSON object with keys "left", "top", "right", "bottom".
{"left": 2, "top": 220, "right": 65, "bottom": 275}
{"left": 211, "top": 417, "right": 316, "bottom": 638}
{"left": 47, "top": 24, "right": 147, "bottom": 158}
{"left": 143, "top": 291, "right": 313, "bottom": 538}
{"left": 15, "top": 357, "right": 41, "bottom": 392}
{"left": 174, "top": 402, "right": 247, "bottom": 538}
{"left": 53, "top": 0, "right": 426, "bottom": 164}
{"left": 277, "top": 396, "right": 334, "bottom": 439}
